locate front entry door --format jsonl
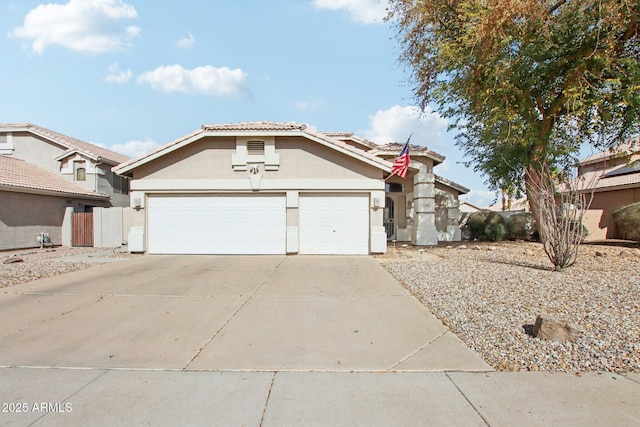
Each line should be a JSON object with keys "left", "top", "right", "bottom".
{"left": 384, "top": 196, "right": 395, "bottom": 239}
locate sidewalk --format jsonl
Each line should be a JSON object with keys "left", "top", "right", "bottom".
{"left": 1, "top": 367, "right": 639, "bottom": 426}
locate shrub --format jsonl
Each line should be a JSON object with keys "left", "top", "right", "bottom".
{"left": 466, "top": 210, "right": 506, "bottom": 241}
{"left": 486, "top": 222, "right": 506, "bottom": 241}
{"left": 505, "top": 212, "right": 538, "bottom": 240}
{"left": 612, "top": 202, "right": 640, "bottom": 241}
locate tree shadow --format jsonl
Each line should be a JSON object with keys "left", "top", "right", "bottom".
{"left": 483, "top": 257, "right": 556, "bottom": 272}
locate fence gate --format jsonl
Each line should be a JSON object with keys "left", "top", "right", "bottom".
{"left": 72, "top": 212, "right": 93, "bottom": 247}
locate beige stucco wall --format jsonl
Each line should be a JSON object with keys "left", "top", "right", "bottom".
{"left": 1, "top": 191, "right": 69, "bottom": 250}
{"left": 10, "top": 133, "right": 65, "bottom": 174}
{"left": 133, "top": 136, "right": 381, "bottom": 181}
{"left": 583, "top": 187, "right": 640, "bottom": 240}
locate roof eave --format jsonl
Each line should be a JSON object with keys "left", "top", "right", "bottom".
{"left": 0, "top": 183, "right": 110, "bottom": 200}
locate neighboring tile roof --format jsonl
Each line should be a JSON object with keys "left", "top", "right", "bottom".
{"left": 575, "top": 139, "right": 640, "bottom": 192}
{"left": 578, "top": 138, "right": 639, "bottom": 166}
{"left": 0, "top": 123, "right": 129, "bottom": 165}
{"left": 576, "top": 167, "right": 640, "bottom": 192}
{"left": 0, "top": 155, "right": 109, "bottom": 199}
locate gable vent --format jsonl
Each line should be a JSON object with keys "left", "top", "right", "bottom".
{"left": 247, "top": 140, "right": 265, "bottom": 156}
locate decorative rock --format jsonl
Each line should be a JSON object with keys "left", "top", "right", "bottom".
{"left": 532, "top": 314, "right": 582, "bottom": 343}
{"left": 3, "top": 257, "right": 24, "bottom": 264}
{"left": 619, "top": 250, "right": 639, "bottom": 258}
{"left": 457, "top": 245, "right": 467, "bottom": 250}
{"left": 595, "top": 251, "right": 607, "bottom": 257}
{"left": 487, "top": 246, "right": 498, "bottom": 251}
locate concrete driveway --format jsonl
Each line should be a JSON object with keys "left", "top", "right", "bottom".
{"left": 0, "top": 255, "right": 489, "bottom": 371}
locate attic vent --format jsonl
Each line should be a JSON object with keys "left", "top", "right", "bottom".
{"left": 247, "top": 140, "right": 265, "bottom": 156}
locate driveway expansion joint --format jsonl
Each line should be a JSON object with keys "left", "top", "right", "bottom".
{"left": 445, "top": 371, "right": 491, "bottom": 426}
{"left": 182, "top": 257, "right": 287, "bottom": 370}
{"left": 259, "top": 371, "right": 277, "bottom": 427}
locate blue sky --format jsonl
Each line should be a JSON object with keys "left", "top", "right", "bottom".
{"left": 1, "top": 0, "right": 497, "bottom": 205}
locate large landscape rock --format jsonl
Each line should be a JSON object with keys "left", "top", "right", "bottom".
{"left": 533, "top": 315, "right": 582, "bottom": 343}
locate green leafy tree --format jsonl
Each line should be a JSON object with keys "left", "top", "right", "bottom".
{"left": 388, "top": 0, "right": 640, "bottom": 230}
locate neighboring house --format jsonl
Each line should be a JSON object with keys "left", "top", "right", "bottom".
{"left": 486, "top": 196, "right": 529, "bottom": 212}
{"left": 459, "top": 200, "right": 484, "bottom": 213}
{"left": 0, "top": 123, "right": 130, "bottom": 250}
{"left": 576, "top": 139, "right": 640, "bottom": 240}
{"left": 114, "top": 122, "right": 468, "bottom": 255}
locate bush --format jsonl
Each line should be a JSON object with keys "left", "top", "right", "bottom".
{"left": 486, "top": 222, "right": 506, "bottom": 241}
{"left": 612, "top": 202, "right": 640, "bottom": 241}
{"left": 466, "top": 210, "right": 506, "bottom": 241}
{"left": 505, "top": 212, "right": 538, "bottom": 240}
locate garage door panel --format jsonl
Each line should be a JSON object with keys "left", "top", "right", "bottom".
{"left": 148, "top": 195, "right": 285, "bottom": 254}
{"left": 299, "top": 194, "right": 369, "bottom": 255}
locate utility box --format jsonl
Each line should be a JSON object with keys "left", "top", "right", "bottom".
{"left": 128, "top": 226, "right": 144, "bottom": 253}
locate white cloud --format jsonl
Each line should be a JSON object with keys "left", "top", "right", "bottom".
{"left": 312, "top": 0, "right": 388, "bottom": 24}
{"left": 294, "top": 100, "right": 323, "bottom": 110}
{"left": 10, "top": 0, "right": 139, "bottom": 54}
{"left": 105, "top": 62, "right": 132, "bottom": 83}
{"left": 137, "top": 64, "right": 250, "bottom": 97}
{"left": 361, "top": 105, "right": 449, "bottom": 148}
{"left": 176, "top": 31, "right": 195, "bottom": 49}
{"left": 461, "top": 189, "right": 497, "bottom": 207}
{"left": 111, "top": 139, "right": 159, "bottom": 158}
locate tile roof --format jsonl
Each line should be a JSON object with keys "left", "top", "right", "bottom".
{"left": 576, "top": 167, "right": 640, "bottom": 192}
{"left": 435, "top": 174, "right": 469, "bottom": 194}
{"left": 322, "top": 132, "right": 379, "bottom": 150}
{"left": 0, "top": 155, "right": 109, "bottom": 199}
{"left": 0, "top": 123, "right": 129, "bottom": 165}
{"left": 372, "top": 142, "right": 446, "bottom": 163}
{"left": 578, "top": 138, "right": 640, "bottom": 166}
{"left": 202, "top": 121, "right": 308, "bottom": 131}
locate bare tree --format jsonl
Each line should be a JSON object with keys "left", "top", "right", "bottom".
{"left": 526, "top": 162, "right": 595, "bottom": 271}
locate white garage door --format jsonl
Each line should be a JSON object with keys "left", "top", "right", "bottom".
{"left": 148, "top": 195, "right": 286, "bottom": 254}
{"left": 299, "top": 194, "right": 369, "bottom": 255}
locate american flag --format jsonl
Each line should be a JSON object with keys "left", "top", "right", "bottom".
{"left": 390, "top": 137, "right": 411, "bottom": 178}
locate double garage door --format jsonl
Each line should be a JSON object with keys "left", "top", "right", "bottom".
{"left": 147, "top": 194, "right": 369, "bottom": 255}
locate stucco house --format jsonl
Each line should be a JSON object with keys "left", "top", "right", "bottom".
{"left": 114, "top": 121, "right": 467, "bottom": 255}
{"left": 0, "top": 123, "right": 130, "bottom": 250}
{"left": 577, "top": 139, "right": 640, "bottom": 240}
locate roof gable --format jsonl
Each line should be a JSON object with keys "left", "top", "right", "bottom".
{"left": 0, "top": 155, "right": 109, "bottom": 199}
{"left": 0, "top": 123, "right": 129, "bottom": 165}
{"left": 114, "top": 122, "right": 393, "bottom": 175}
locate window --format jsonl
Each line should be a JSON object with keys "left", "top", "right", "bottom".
{"left": 113, "top": 175, "right": 129, "bottom": 195}
{"left": 385, "top": 183, "right": 404, "bottom": 193}
{"left": 76, "top": 167, "right": 86, "bottom": 181}
{"left": 74, "top": 161, "right": 86, "bottom": 181}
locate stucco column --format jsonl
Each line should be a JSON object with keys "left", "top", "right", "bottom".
{"left": 61, "top": 206, "right": 74, "bottom": 247}
{"left": 411, "top": 165, "right": 438, "bottom": 246}
{"left": 448, "top": 199, "right": 462, "bottom": 241}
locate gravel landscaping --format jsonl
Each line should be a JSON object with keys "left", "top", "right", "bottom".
{"left": 0, "top": 247, "right": 131, "bottom": 289}
{"left": 379, "top": 241, "right": 640, "bottom": 373}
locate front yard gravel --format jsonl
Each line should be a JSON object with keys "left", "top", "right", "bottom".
{"left": 0, "top": 247, "right": 129, "bottom": 289}
{"left": 380, "top": 242, "right": 640, "bottom": 373}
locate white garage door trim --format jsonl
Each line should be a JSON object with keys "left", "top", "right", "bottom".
{"left": 148, "top": 194, "right": 286, "bottom": 254}
{"left": 299, "top": 194, "right": 369, "bottom": 255}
